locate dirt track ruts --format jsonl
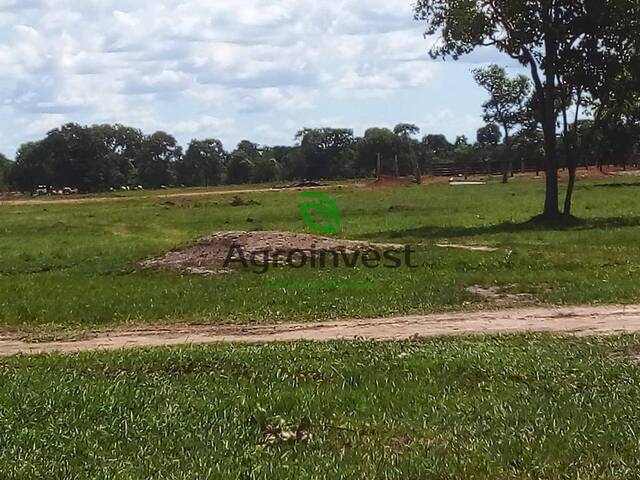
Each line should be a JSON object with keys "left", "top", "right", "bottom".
{"left": 2, "top": 305, "right": 640, "bottom": 357}
{"left": 0, "top": 184, "right": 358, "bottom": 206}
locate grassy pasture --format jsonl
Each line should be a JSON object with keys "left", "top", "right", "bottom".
{"left": 1, "top": 176, "right": 640, "bottom": 329}
{"left": 3, "top": 178, "right": 640, "bottom": 479}
{"left": 1, "top": 336, "right": 640, "bottom": 479}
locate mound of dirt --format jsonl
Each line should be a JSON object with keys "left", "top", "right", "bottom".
{"left": 141, "top": 231, "right": 404, "bottom": 275}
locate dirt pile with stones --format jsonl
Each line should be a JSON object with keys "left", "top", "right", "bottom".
{"left": 141, "top": 231, "right": 405, "bottom": 275}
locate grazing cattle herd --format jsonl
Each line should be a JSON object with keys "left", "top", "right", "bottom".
{"left": 33, "top": 185, "right": 80, "bottom": 196}
{"left": 32, "top": 185, "right": 148, "bottom": 196}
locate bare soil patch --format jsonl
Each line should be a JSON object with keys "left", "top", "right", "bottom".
{"left": 141, "top": 231, "right": 405, "bottom": 275}
{"left": 2, "top": 305, "right": 640, "bottom": 357}
{"left": 437, "top": 243, "right": 500, "bottom": 253}
{"left": 466, "top": 285, "right": 535, "bottom": 306}
{"left": 366, "top": 176, "right": 415, "bottom": 189}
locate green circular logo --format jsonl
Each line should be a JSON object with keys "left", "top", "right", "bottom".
{"left": 299, "top": 192, "right": 341, "bottom": 235}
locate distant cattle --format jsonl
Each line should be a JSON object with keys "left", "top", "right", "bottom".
{"left": 33, "top": 185, "right": 48, "bottom": 196}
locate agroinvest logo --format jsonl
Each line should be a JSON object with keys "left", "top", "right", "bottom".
{"left": 299, "top": 192, "right": 341, "bottom": 235}
{"left": 223, "top": 192, "right": 418, "bottom": 273}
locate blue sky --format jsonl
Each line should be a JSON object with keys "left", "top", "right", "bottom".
{"left": 0, "top": 0, "right": 520, "bottom": 158}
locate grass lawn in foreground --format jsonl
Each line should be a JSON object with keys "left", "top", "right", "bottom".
{"left": 1, "top": 336, "right": 640, "bottom": 479}
{"left": 1, "top": 176, "right": 640, "bottom": 329}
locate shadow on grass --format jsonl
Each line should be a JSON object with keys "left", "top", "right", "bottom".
{"left": 587, "top": 182, "right": 640, "bottom": 189}
{"left": 366, "top": 215, "right": 640, "bottom": 241}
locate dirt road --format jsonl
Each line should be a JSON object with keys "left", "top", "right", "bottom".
{"left": 2, "top": 304, "right": 640, "bottom": 357}
{"left": 0, "top": 184, "right": 357, "bottom": 207}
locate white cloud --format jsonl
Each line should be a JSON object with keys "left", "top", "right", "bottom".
{"left": 26, "top": 113, "right": 67, "bottom": 136}
{"left": 422, "top": 109, "right": 485, "bottom": 141}
{"left": 173, "top": 115, "right": 236, "bottom": 138}
{"left": 0, "top": 0, "right": 492, "bottom": 156}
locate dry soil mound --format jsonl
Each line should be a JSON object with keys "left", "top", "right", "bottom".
{"left": 141, "top": 231, "right": 404, "bottom": 274}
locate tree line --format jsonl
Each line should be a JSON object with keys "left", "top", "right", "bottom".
{"left": 0, "top": 119, "right": 519, "bottom": 193}
{"left": 1, "top": 81, "right": 637, "bottom": 195}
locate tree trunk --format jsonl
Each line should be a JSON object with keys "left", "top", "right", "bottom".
{"left": 502, "top": 129, "right": 510, "bottom": 184}
{"left": 544, "top": 161, "right": 559, "bottom": 217}
{"left": 522, "top": 39, "right": 560, "bottom": 220}
{"left": 541, "top": 79, "right": 560, "bottom": 217}
{"left": 564, "top": 165, "right": 576, "bottom": 216}
{"left": 524, "top": 33, "right": 560, "bottom": 220}
{"left": 542, "top": 122, "right": 560, "bottom": 218}
{"left": 562, "top": 87, "right": 583, "bottom": 218}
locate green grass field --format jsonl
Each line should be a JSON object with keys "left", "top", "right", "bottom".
{"left": 1, "top": 176, "right": 640, "bottom": 330}
{"left": 2, "top": 336, "right": 640, "bottom": 479}
{"left": 4, "top": 176, "right": 640, "bottom": 478}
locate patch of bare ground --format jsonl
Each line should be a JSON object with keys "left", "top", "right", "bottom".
{"left": 466, "top": 285, "right": 535, "bottom": 306}
{"left": 437, "top": 244, "right": 500, "bottom": 252}
{"left": 365, "top": 176, "right": 415, "bottom": 189}
{"left": 3, "top": 305, "right": 640, "bottom": 357}
{"left": 140, "top": 231, "right": 405, "bottom": 275}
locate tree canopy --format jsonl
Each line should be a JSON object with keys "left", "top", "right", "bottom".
{"left": 473, "top": 65, "right": 530, "bottom": 144}
{"left": 0, "top": 153, "right": 12, "bottom": 191}
{"left": 414, "top": 0, "right": 640, "bottom": 219}
{"left": 2, "top": 113, "right": 637, "bottom": 194}
{"left": 177, "top": 138, "right": 225, "bottom": 187}
{"left": 477, "top": 124, "right": 502, "bottom": 146}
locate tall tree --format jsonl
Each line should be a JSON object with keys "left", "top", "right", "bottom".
{"left": 177, "top": 138, "right": 226, "bottom": 186}
{"left": 452, "top": 135, "right": 475, "bottom": 176}
{"left": 357, "top": 128, "right": 401, "bottom": 176}
{"left": 476, "top": 124, "right": 503, "bottom": 173}
{"left": 419, "top": 134, "right": 453, "bottom": 172}
{"left": 476, "top": 124, "right": 502, "bottom": 146}
{"left": 10, "top": 142, "right": 50, "bottom": 192}
{"left": 393, "top": 124, "right": 421, "bottom": 176}
{"left": 235, "top": 140, "right": 261, "bottom": 160}
{"left": 23, "top": 123, "right": 104, "bottom": 192}
{"left": 422, "top": 134, "right": 452, "bottom": 156}
{"left": 226, "top": 150, "right": 254, "bottom": 184}
{"left": 414, "top": 0, "right": 640, "bottom": 220}
{"left": 280, "top": 147, "right": 307, "bottom": 181}
{"left": 511, "top": 126, "right": 545, "bottom": 175}
{"left": 91, "top": 124, "right": 143, "bottom": 188}
{"left": 252, "top": 157, "right": 281, "bottom": 183}
{"left": 473, "top": 65, "right": 531, "bottom": 183}
{"left": 393, "top": 123, "right": 421, "bottom": 138}
{"left": 296, "top": 128, "right": 355, "bottom": 179}
{"left": 0, "top": 153, "right": 12, "bottom": 191}
{"left": 135, "top": 132, "right": 181, "bottom": 188}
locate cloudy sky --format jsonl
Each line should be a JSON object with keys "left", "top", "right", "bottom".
{"left": 0, "top": 0, "right": 517, "bottom": 157}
